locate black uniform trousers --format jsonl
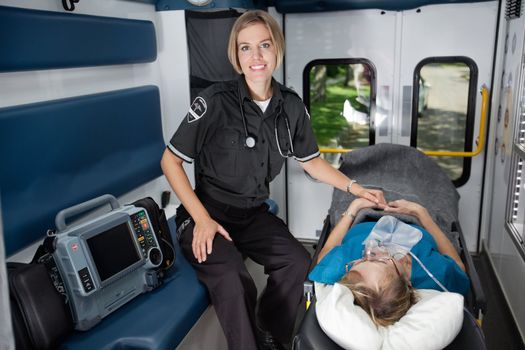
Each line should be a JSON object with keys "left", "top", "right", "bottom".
{"left": 176, "top": 196, "right": 311, "bottom": 350}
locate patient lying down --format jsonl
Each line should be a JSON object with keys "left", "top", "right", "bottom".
{"left": 309, "top": 198, "right": 470, "bottom": 327}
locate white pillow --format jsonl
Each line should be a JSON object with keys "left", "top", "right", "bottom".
{"left": 315, "top": 282, "right": 464, "bottom": 350}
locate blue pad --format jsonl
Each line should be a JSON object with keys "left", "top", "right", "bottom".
{"left": 0, "top": 5, "right": 156, "bottom": 72}
{"left": 0, "top": 86, "right": 164, "bottom": 255}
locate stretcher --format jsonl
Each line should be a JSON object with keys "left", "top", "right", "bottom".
{"left": 292, "top": 144, "right": 487, "bottom": 350}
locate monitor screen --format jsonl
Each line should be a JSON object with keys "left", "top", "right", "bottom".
{"left": 86, "top": 222, "right": 141, "bottom": 283}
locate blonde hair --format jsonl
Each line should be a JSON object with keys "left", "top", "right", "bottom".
{"left": 227, "top": 10, "right": 285, "bottom": 74}
{"left": 339, "top": 270, "right": 417, "bottom": 327}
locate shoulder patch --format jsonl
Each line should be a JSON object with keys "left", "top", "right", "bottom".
{"left": 187, "top": 97, "right": 207, "bottom": 123}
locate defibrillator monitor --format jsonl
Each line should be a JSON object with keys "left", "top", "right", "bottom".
{"left": 52, "top": 194, "right": 163, "bottom": 330}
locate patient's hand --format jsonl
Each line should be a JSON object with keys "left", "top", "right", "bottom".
{"left": 354, "top": 187, "right": 387, "bottom": 208}
{"left": 384, "top": 199, "right": 426, "bottom": 218}
{"left": 348, "top": 198, "right": 378, "bottom": 216}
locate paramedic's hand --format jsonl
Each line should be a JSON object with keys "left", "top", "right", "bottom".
{"left": 353, "top": 185, "right": 386, "bottom": 209}
{"left": 192, "top": 217, "right": 232, "bottom": 263}
{"left": 348, "top": 198, "right": 378, "bottom": 215}
{"left": 384, "top": 199, "right": 426, "bottom": 218}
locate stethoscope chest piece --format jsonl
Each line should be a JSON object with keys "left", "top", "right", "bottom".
{"left": 245, "top": 136, "right": 256, "bottom": 148}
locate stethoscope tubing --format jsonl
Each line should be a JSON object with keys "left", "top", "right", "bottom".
{"left": 238, "top": 91, "right": 294, "bottom": 158}
{"left": 274, "top": 108, "right": 294, "bottom": 158}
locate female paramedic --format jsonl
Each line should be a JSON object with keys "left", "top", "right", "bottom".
{"left": 160, "top": 10, "right": 385, "bottom": 350}
{"left": 310, "top": 198, "right": 469, "bottom": 327}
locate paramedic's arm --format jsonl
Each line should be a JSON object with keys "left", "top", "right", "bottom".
{"left": 300, "top": 156, "right": 386, "bottom": 207}
{"left": 161, "top": 149, "right": 231, "bottom": 263}
{"left": 385, "top": 200, "right": 465, "bottom": 271}
{"left": 317, "top": 198, "right": 377, "bottom": 263}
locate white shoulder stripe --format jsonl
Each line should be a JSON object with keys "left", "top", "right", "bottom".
{"left": 304, "top": 106, "right": 311, "bottom": 119}
{"left": 294, "top": 151, "right": 320, "bottom": 162}
{"left": 167, "top": 144, "right": 194, "bottom": 163}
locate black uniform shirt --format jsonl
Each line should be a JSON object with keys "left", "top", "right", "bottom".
{"left": 168, "top": 75, "right": 320, "bottom": 209}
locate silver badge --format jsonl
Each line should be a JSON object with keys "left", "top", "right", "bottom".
{"left": 187, "top": 97, "right": 207, "bottom": 123}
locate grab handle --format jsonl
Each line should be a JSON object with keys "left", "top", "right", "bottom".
{"left": 55, "top": 194, "right": 121, "bottom": 231}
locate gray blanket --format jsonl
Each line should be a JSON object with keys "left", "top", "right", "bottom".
{"left": 328, "top": 143, "right": 461, "bottom": 251}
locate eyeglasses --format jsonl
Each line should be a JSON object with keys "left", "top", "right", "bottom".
{"left": 345, "top": 256, "right": 403, "bottom": 278}
{"left": 345, "top": 244, "right": 405, "bottom": 278}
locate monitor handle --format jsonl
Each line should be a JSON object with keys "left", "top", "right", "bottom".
{"left": 55, "top": 194, "right": 121, "bottom": 231}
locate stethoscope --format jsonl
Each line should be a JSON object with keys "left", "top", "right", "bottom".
{"left": 238, "top": 93, "right": 295, "bottom": 158}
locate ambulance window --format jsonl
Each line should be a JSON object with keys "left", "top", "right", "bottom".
{"left": 304, "top": 59, "right": 375, "bottom": 167}
{"left": 412, "top": 58, "right": 478, "bottom": 186}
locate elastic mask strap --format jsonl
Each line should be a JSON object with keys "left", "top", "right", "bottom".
{"left": 408, "top": 251, "right": 449, "bottom": 292}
